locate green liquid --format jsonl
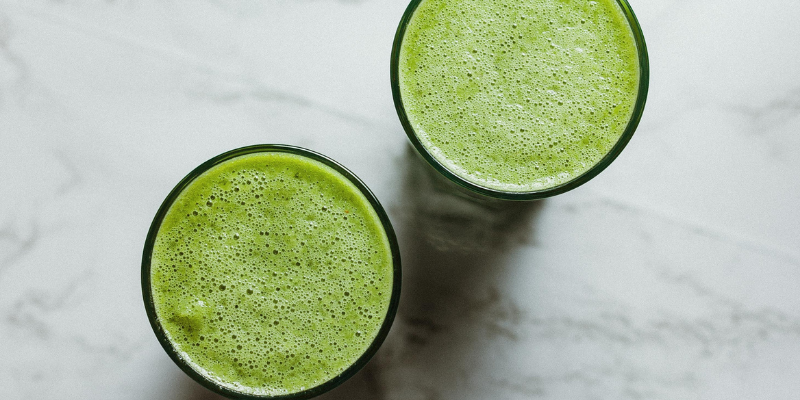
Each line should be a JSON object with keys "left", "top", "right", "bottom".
{"left": 399, "top": 0, "right": 640, "bottom": 192}
{"left": 150, "top": 152, "right": 394, "bottom": 396}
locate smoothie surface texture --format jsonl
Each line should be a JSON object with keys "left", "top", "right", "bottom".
{"left": 398, "top": 0, "right": 640, "bottom": 191}
{"left": 150, "top": 152, "right": 393, "bottom": 396}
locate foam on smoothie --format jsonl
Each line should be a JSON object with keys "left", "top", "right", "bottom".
{"left": 150, "top": 152, "right": 393, "bottom": 396}
{"left": 398, "top": 0, "right": 640, "bottom": 192}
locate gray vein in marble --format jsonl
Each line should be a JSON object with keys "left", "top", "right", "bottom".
{"left": 727, "top": 87, "right": 800, "bottom": 122}
{"left": 723, "top": 87, "right": 800, "bottom": 157}
{"left": 487, "top": 367, "right": 636, "bottom": 398}
{"left": 53, "top": 149, "right": 84, "bottom": 195}
{"left": 591, "top": 195, "right": 800, "bottom": 267}
{"left": 441, "top": 352, "right": 697, "bottom": 399}
{"left": 0, "top": 150, "right": 85, "bottom": 277}
{"left": 659, "top": 271, "right": 800, "bottom": 344}
{"left": 0, "top": 219, "right": 39, "bottom": 276}
{"left": 5, "top": 269, "right": 143, "bottom": 360}
{"left": 0, "top": 12, "right": 31, "bottom": 109}
{"left": 201, "top": 0, "right": 369, "bottom": 13}
{"left": 8, "top": 4, "right": 385, "bottom": 129}
{"left": 5, "top": 270, "right": 92, "bottom": 339}
{"left": 181, "top": 74, "right": 386, "bottom": 130}
{"left": 514, "top": 266, "right": 800, "bottom": 360}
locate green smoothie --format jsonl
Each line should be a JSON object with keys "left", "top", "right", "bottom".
{"left": 148, "top": 150, "right": 395, "bottom": 396}
{"left": 397, "top": 0, "right": 641, "bottom": 192}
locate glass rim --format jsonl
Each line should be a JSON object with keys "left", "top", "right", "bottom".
{"left": 141, "top": 144, "right": 402, "bottom": 400}
{"left": 390, "top": 0, "right": 650, "bottom": 200}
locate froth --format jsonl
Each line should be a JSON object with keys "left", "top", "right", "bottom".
{"left": 150, "top": 152, "right": 393, "bottom": 396}
{"left": 399, "top": 0, "right": 640, "bottom": 192}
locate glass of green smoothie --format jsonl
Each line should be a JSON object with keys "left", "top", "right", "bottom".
{"left": 141, "top": 145, "right": 401, "bottom": 399}
{"left": 391, "top": 0, "right": 649, "bottom": 200}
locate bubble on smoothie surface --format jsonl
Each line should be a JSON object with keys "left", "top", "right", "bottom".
{"left": 398, "top": 0, "right": 640, "bottom": 192}
{"left": 149, "top": 152, "right": 393, "bottom": 396}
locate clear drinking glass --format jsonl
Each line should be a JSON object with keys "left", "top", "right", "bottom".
{"left": 390, "top": 0, "right": 650, "bottom": 200}
{"left": 141, "top": 144, "right": 401, "bottom": 399}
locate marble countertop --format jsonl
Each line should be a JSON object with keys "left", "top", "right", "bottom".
{"left": 1, "top": 0, "right": 799, "bottom": 399}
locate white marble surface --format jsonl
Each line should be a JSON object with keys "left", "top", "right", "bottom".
{"left": 1, "top": 0, "right": 799, "bottom": 398}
